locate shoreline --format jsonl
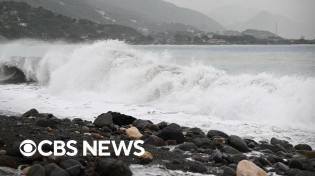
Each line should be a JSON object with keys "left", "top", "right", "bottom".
{"left": 0, "top": 109, "right": 314, "bottom": 176}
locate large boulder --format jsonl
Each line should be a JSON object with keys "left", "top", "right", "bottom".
{"left": 96, "top": 158, "right": 132, "bottom": 176}
{"left": 110, "top": 112, "right": 137, "bottom": 126}
{"left": 236, "top": 160, "right": 267, "bottom": 176}
{"left": 228, "top": 135, "right": 249, "bottom": 153}
{"left": 158, "top": 123, "right": 185, "bottom": 144}
{"left": 93, "top": 113, "right": 113, "bottom": 129}
{"left": 207, "top": 130, "right": 229, "bottom": 138}
{"left": 296, "top": 150, "right": 315, "bottom": 159}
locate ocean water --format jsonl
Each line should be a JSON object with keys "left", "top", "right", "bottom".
{"left": 0, "top": 40, "right": 315, "bottom": 149}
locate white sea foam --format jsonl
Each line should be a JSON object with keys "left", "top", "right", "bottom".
{"left": 1, "top": 40, "right": 315, "bottom": 132}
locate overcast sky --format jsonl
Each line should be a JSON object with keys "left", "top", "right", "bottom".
{"left": 163, "top": 0, "right": 315, "bottom": 25}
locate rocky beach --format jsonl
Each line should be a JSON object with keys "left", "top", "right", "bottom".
{"left": 0, "top": 109, "right": 314, "bottom": 176}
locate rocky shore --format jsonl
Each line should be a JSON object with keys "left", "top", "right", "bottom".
{"left": 0, "top": 109, "right": 314, "bottom": 176}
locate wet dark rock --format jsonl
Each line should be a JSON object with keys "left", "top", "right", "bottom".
{"left": 23, "top": 151, "right": 43, "bottom": 163}
{"left": 93, "top": 113, "right": 113, "bottom": 129}
{"left": 248, "top": 142, "right": 256, "bottom": 148}
{"left": 221, "top": 146, "right": 241, "bottom": 155}
{"left": 193, "top": 156, "right": 208, "bottom": 163}
{"left": 152, "top": 136, "right": 167, "bottom": 146}
{"left": 65, "top": 165, "right": 81, "bottom": 176}
{"left": 259, "top": 149, "right": 275, "bottom": 155}
{"left": 231, "top": 154, "right": 247, "bottom": 164}
{"left": 178, "top": 143, "right": 198, "bottom": 151}
{"left": 286, "top": 169, "right": 300, "bottom": 176}
{"left": 132, "top": 119, "right": 149, "bottom": 130}
{"left": 28, "top": 164, "right": 45, "bottom": 176}
{"left": 158, "top": 123, "right": 185, "bottom": 144}
{"left": 6, "top": 142, "right": 22, "bottom": 157}
{"left": 187, "top": 128, "right": 205, "bottom": 136}
{"left": 227, "top": 135, "right": 249, "bottom": 153}
{"left": 273, "top": 162, "right": 289, "bottom": 175}
{"left": 36, "top": 119, "right": 56, "bottom": 128}
{"left": 294, "top": 144, "right": 312, "bottom": 151}
{"left": 44, "top": 163, "right": 69, "bottom": 176}
{"left": 59, "top": 159, "right": 84, "bottom": 170}
{"left": 192, "top": 137, "right": 215, "bottom": 149}
{"left": 259, "top": 143, "right": 287, "bottom": 153}
{"left": 172, "top": 149, "right": 184, "bottom": 154}
{"left": 210, "top": 149, "right": 223, "bottom": 163}
{"left": 102, "top": 126, "right": 112, "bottom": 133}
{"left": 149, "top": 124, "right": 160, "bottom": 131}
{"left": 0, "top": 155, "right": 17, "bottom": 169}
{"left": 292, "top": 155, "right": 314, "bottom": 171}
{"left": 144, "top": 137, "right": 156, "bottom": 146}
{"left": 207, "top": 130, "right": 229, "bottom": 138}
{"left": 223, "top": 166, "right": 236, "bottom": 176}
{"left": 21, "top": 108, "right": 39, "bottom": 117}
{"left": 191, "top": 161, "right": 207, "bottom": 173}
{"left": 110, "top": 112, "right": 137, "bottom": 126}
{"left": 140, "top": 158, "right": 152, "bottom": 165}
{"left": 289, "top": 160, "right": 303, "bottom": 170}
{"left": 96, "top": 158, "right": 132, "bottom": 176}
{"left": 271, "top": 137, "right": 290, "bottom": 148}
{"left": 172, "top": 159, "right": 180, "bottom": 164}
{"left": 167, "top": 140, "right": 177, "bottom": 145}
{"left": 296, "top": 170, "right": 315, "bottom": 176}
{"left": 157, "top": 122, "right": 168, "bottom": 130}
{"left": 0, "top": 138, "right": 5, "bottom": 147}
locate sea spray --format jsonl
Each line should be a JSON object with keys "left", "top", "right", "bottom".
{"left": 0, "top": 40, "right": 314, "bottom": 130}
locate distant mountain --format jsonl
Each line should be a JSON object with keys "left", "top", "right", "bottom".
{"left": 228, "top": 11, "right": 315, "bottom": 39}
{"left": 241, "top": 29, "right": 278, "bottom": 39}
{"left": 208, "top": 5, "right": 259, "bottom": 27}
{"left": 5, "top": 0, "right": 225, "bottom": 33}
{"left": 0, "top": 1, "right": 147, "bottom": 43}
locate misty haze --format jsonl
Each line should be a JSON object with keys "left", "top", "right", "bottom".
{"left": 0, "top": 1, "right": 315, "bottom": 176}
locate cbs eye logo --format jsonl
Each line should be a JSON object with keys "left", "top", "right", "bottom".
{"left": 20, "top": 140, "right": 37, "bottom": 157}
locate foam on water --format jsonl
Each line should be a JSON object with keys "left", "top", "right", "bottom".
{"left": 0, "top": 40, "right": 315, "bottom": 146}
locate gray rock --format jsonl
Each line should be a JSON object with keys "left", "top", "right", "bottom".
{"left": 178, "top": 143, "right": 198, "bottom": 151}
{"left": 296, "top": 170, "right": 315, "bottom": 176}
{"left": 289, "top": 160, "right": 303, "bottom": 170}
{"left": 221, "top": 146, "right": 241, "bottom": 155}
{"left": 96, "top": 158, "right": 132, "bottom": 176}
{"left": 187, "top": 128, "right": 205, "bottom": 136}
{"left": 294, "top": 144, "right": 312, "bottom": 151}
{"left": 273, "top": 162, "right": 289, "bottom": 174}
{"left": 65, "top": 165, "right": 81, "bottom": 176}
{"left": 191, "top": 161, "right": 207, "bottom": 173}
{"left": 93, "top": 113, "right": 113, "bottom": 129}
{"left": 192, "top": 138, "right": 215, "bottom": 149}
{"left": 36, "top": 119, "right": 56, "bottom": 128}
{"left": 149, "top": 124, "right": 160, "bottom": 131}
{"left": 207, "top": 130, "right": 228, "bottom": 138}
{"left": 286, "top": 169, "right": 300, "bottom": 176}
{"left": 59, "top": 159, "right": 84, "bottom": 170}
{"left": 158, "top": 123, "right": 185, "bottom": 144}
{"left": 21, "top": 108, "right": 39, "bottom": 117}
{"left": 192, "top": 156, "right": 208, "bottom": 163}
{"left": 132, "top": 119, "right": 149, "bottom": 130}
{"left": 29, "top": 164, "right": 45, "bottom": 176}
{"left": 227, "top": 135, "right": 249, "bottom": 153}
{"left": 44, "top": 163, "right": 69, "bottom": 176}
{"left": 259, "top": 143, "right": 287, "bottom": 153}
{"left": 223, "top": 166, "right": 236, "bottom": 176}
{"left": 157, "top": 122, "right": 168, "bottom": 130}
{"left": 209, "top": 149, "right": 222, "bottom": 163}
